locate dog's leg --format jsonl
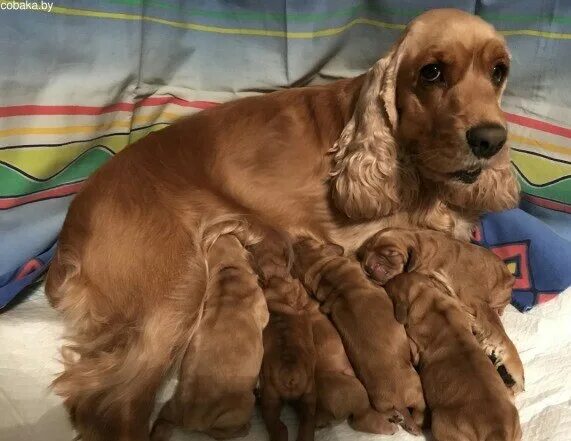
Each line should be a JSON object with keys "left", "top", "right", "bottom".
{"left": 472, "top": 303, "right": 525, "bottom": 395}
{"left": 350, "top": 408, "right": 400, "bottom": 435}
{"left": 401, "top": 369, "right": 425, "bottom": 433}
{"left": 206, "top": 392, "right": 255, "bottom": 439}
{"left": 261, "top": 386, "right": 288, "bottom": 441}
{"left": 295, "top": 386, "right": 317, "bottom": 441}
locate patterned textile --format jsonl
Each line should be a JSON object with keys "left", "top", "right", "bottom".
{"left": 475, "top": 209, "right": 571, "bottom": 312}
{"left": 1, "top": 1, "right": 570, "bottom": 308}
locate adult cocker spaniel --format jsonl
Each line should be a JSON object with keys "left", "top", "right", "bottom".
{"left": 45, "top": 9, "right": 519, "bottom": 440}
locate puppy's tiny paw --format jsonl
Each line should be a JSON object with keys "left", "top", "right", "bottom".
{"left": 388, "top": 411, "right": 404, "bottom": 425}
{"left": 488, "top": 351, "right": 525, "bottom": 395}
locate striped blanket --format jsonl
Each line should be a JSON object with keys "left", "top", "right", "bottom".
{"left": 1, "top": 0, "right": 570, "bottom": 309}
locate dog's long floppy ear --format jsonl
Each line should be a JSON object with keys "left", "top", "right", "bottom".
{"left": 330, "top": 38, "right": 410, "bottom": 220}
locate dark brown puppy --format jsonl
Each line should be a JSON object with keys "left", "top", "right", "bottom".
{"left": 293, "top": 238, "right": 425, "bottom": 436}
{"left": 385, "top": 273, "right": 522, "bottom": 441}
{"left": 151, "top": 235, "right": 268, "bottom": 441}
{"left": 359, "top": 227, "right": 524, "bottom": 396}
{"left": 249, "top": 238, "right": 317, "bottom": 441}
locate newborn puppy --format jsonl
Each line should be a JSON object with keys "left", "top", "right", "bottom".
{"left": 359, "top": 227, "right": 524, "bottom": 395}
{"left": 293, "top": 238, "right": 425, "bottom": 436}
{"left": 151, "top": 235, "right": 268, "bottom": 441}
{"left": 309, "top": 298, "right": 398, "bottom": 434}
{"left": 385, "top": 273, "right": 522, "bottom": 441}
{"left": 249, "top": 237, "right": 317, "bottom": 441}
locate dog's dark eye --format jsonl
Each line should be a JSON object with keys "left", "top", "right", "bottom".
{"left": 492, "top": 63, "right": 507, "bottom": 85}
{"left": 420, "top": 63, "right": 442, "bottom": 82}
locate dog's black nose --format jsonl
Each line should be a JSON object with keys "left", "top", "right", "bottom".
{"left": 466, "top": 124, "right": 507, "bottom": 158}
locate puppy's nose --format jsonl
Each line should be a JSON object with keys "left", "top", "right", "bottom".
{"left": 466, "top": 124, "right": 507, "bottom": 158}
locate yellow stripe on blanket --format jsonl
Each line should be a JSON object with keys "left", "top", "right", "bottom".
{"left": 43, "top": 6, "right": 571, "bottom": 40}
{"left": 0, "top": 112, "right": 181, "bottom": 138}
{"left": 0, "top": 121, "right": 175, "bottom": 178}
{"left": 510, "top": 134, "right": 571, "bottom": 157}
{"left": 47, "top": 6, "right": 406, "bottom": 38}
{"left": 511, "top": 149, "right": 571, "bottom": 186}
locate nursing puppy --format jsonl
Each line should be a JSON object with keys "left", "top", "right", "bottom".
{"left": 293, "top": 238, "right": 425, "bottom": 435}
{"left": 359, "top": 227, "right": 524, "bottom": 395}
{"left": 249, "top": 237, "right": 317, "bottom": 441}
{"left": 309, "top": 299, "right": 396, "bottom": 434}
{"left": 385, "top": 273, "right": 522, "bottom": 441}
{"left": 251, "top": 234, "right": 393, "bottom": 436}
{"left": 151, "top": 235, "right": 268, "bottom": 440}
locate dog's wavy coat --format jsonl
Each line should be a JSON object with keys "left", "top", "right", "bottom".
{"left": 384, "top": 274, "right": 522, "bottom": 441}
{"left": 293, "top": 238, "right": 425, "bottom": 435}
{"left": 45, "top": 9, "right": 519, "bottom": 440}
{"left": 358, "top": 227, "right": 524, "bottom": 396}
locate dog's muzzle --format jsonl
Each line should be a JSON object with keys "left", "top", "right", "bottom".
{"left": 450, "top": 167, "right": 482, "bottom": 184}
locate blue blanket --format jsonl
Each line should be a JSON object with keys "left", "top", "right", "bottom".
{"left": 476, "top": 209, "right": 571, "bottom": 312}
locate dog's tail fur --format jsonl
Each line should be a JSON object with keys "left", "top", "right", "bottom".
{"left": 46, "top": 214, "right": 260, "bottom": 440}
{"left": 47, "top": 245, "right": 210, "bottom": 440}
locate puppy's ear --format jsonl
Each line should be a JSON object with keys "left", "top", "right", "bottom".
{"left": 394, "top": 300, "right": 408, "bottom": 325}
{"left": 408, "top": 337, "right": 420, "bottom": 366}
{"left": 330, "top": 38, "right": 414, "bottom": 220}
{"left": 404, "top": 247, "right": 419, "bottom": 273}
{"left": 324, "top": 242, "right": 344, "bottom": 256}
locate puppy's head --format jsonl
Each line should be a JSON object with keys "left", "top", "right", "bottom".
{"left": 397, "top": 9, "right": 511, "bottom": 184}
{"left": 357, "top": 228, "right": 418, "bottom": 285}
{"left": 292, "top": 238, "right": 344, "bottom": 277}
{"left": 331, "top": 9, "right": 518, "bottom": 219}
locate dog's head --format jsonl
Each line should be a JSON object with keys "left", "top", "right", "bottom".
{"left": 397, "top": 9, "right": 510, "bottom": 182}
{"left": 331, "top": 9, "right": 519, "bottom": 220}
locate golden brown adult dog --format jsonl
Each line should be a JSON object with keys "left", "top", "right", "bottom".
{"left": 293, "top": 238, "right": 425, "bottom": 435}
{"left": 384, "top": 273, "right": 522, "bottom": 441}
{"left": 150, "top": 234, "right": 268, "bottom": 441}
{"left": 358, "top": 227, "right": 524, "bottom": 395}
{"left": 45, "top": 8, "right": 519, "bottom": 439}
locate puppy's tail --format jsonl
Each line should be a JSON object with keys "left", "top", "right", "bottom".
{"left": 275, "top": 361, "right": 310, "bottom": 397}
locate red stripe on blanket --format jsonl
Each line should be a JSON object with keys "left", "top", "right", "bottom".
{"left": 3, "top": 99, "right": 569, "bottom": 140}
{"left": 506, "top": 113, "right": 571, "bottom": 139}
{"left": 0, "top": 181, "right": 83, "bottom": 209}
{"left": 537, "top": 292, "right": 559, "bottom": 304}
{"left": 0, "top": 98, "right": 217, "bottom": 117}
{"left": 522, "top": 194, "right": 571, "bottom": 214}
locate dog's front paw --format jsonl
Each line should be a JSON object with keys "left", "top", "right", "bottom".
{"left": 488, "top": 349, "right": 525, "bottom": 396}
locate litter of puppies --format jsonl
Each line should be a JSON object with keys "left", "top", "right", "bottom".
{"left": 153, "top": 228, "right": 523, "bottom": 441}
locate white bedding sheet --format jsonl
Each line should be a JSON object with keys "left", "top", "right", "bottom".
{"left": 1, "top": 285, "right": 570, "bottom": 441}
